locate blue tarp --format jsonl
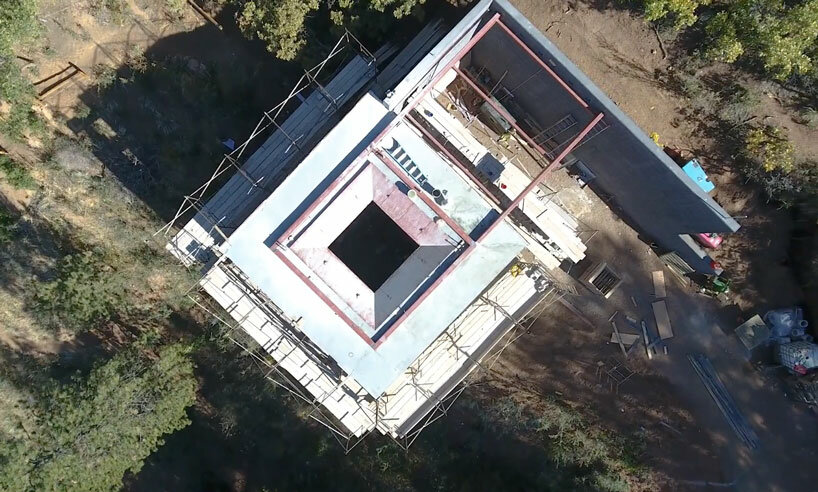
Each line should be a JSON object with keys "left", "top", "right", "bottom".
{"left": 683, "top": 159, "right": 715, "bottom": 193}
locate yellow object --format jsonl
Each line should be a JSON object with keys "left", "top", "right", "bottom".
{"left": 650, "top": 132, "right": 661, "bottom": 146}
{"left": 510, "top": 264, "right": 522, "bottom": 277}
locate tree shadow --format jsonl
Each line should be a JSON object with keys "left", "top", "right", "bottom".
{"left": 64, "top": 8, "right": 305, "bottom": 224}
{"left": 125, "top": 323, "right": 635, "bottom": 491}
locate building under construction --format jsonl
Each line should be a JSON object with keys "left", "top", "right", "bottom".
{"left": 160, "top": 0, "right": 738, "bottom": 449}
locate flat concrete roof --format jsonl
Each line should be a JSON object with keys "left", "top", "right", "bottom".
{"left": 224, "top": 93, "right": 525, "bottom": 396}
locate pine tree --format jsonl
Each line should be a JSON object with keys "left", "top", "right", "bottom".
{"left": 0, "top": 344, "right": 197, "bottom": 492}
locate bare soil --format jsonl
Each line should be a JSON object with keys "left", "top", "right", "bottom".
{"left": 3, "top": 0, "right": 818, "bottom": 490}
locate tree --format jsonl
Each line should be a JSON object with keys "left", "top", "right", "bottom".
{"left": 0, "top": 344, "right": 197, "bottom": 492}
{"left": 643, "top": 0, "right": 818, "bottom": 81}
{"left": 0, "top": 0, "right": 41, "bottom": 138}
{"left": 235, "top": 0, "right": 426, "bottom": 61}
{"left": 643, "top": 0, "right": 710, "bottom": 28}
{"left": 744, "top": 124, "right": 794, "bottom": 172}
{"left": 237, "top": 0, "right": 321, "bottom": 60}
{"left": 34, "top": 251, "right": 125, "bottom": 332}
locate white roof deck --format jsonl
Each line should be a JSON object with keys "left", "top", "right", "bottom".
{"left": 223, "top": 93, "right": 526, "bottom": 396}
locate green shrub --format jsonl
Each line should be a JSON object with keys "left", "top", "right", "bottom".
{"left": 0, "top": 155, "right": 36, "bottom": 189}
{"left": 0, "top": 0, "right": 41, "bottom": 139}
{"left": 642, "top": 0, "right": 818, "bottom": 82}
{"left": 744, "top": 125, "right": 794, "bottom": 173}
{"left": 93, "top": 64, "right": 118, "bottom": 92}
{"left": 796, "top": 107, "right": 818, "bottom": 129}
{"left": 236, "top": 0, "right": 425, "bottom": 60}
{"left": 0, "top": 344, "right": 196, "bottom": 492}
{"left": 0, "top": 207, "right": 16, "bottom": 243}
{"left": 34, "top": 251, "right": 125, "bottom": 331}
{"left": 164, "top": 0, "right": 187, "bottom": 18}
{"left": 643, "top": 0, "right": 709, "bottom": 28}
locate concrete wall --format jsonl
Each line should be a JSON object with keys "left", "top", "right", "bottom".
{"left": 469, "top": 28, "right": 595, "bottom": 143}
{"left": 483, "top": 0, "right": 739, "bottom": 272}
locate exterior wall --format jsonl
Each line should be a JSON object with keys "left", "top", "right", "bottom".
{"left": 384, "top": 0, "right": 493, "bottom": 110}
{"left": 486, "top": 0, "right": 739, "bottom": 272}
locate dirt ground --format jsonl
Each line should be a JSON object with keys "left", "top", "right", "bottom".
{"left": 465, "top": 1, "right": 818, "bottom": 489}
{"left": 3, "top": 0, "right": 818, "bottom": 490}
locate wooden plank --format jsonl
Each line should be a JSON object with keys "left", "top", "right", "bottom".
{"left": 611, "top": 321, "right": 628, "bottom": 357}
{"left": 652, "top": 270, "right": 666, "bottom": 298}
{"left": 652, "top": 300, "right": 674, "bottom": 339}
{"left": 641, "top": 320, "right": 652, "bottom": 360}
{"left": 609, "top": 332, "right": 640, "bottom": 345}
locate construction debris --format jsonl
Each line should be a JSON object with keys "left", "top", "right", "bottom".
{"left": 596, "top": 358, "right": 635, "bottom": 393}
{"left": 611, "top": 321, "right": 627, "bottom": 357}
{"left": 652, "top": 300, "right": 674, "bottom": 339}
{"left": 735, "top": 315, "right": 771, "bottom": 360}
{"left": 652, "top": 270, "right": 666, "bottom": 298}
{"left": 688, "top": 353, "right": 760, "bottom": 449}
{"left": 641, "top": 320, "right": 653, "bottom": 360}
{"left": 580, "top": 261, "right": 622, "bottom": 298}
{"left": 609, "top": 332, "right": 640, "bottom": 345}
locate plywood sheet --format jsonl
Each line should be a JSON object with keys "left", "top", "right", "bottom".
{"left": 652, "top": 300, "right": 674, "bottom": 339}
{"left": 652, "top": 270, "right": 666, "bottom": 298}
{"left": 609, "top": 333, "right": 640, "bottom": 345}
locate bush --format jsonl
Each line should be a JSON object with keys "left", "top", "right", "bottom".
{"left": 643, "top": 0, "right": 708, "bottom": 28}
{"left": 744, "top": 125, "right": 794, "bottom": 173}
{"left": 642, "top": 0, "right": 818, "bottom": 83}
{"left": 796, "top": 107, "right": 818, "bottom": 129}
{"left": 236, "top": 0, "right": 426, "bottom": 60}
{"left": 0, "top": 344, "right": 197, "bottom": 492}
{"left": 34, "top": 251, "right": 125, "bottom": 331}
{"left": 93, "top": 64, "right": 118, "bottom": 92}
{"left": 0, "top": 155, "right": 36, "bottom": 189}
{"left": 0, "top": 0, "right": 41, "bottom": 139}
{"left": 0, "top": 207, "right": 16, "bottom": 243}
{"left": 164, "top": 0, "right": 187, "bottom": 18}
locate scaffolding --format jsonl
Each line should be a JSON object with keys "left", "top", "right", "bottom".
{"left": 154, "top": 11, "right": 603, "bottom": 452}
{"left": 190, "top": 257, "right": 568, "bottom": 452}
{"left": 156, "top": 30, "right": 378, "bottom": 265}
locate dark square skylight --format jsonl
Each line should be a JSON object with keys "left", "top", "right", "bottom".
{"left": 329, "top": 202, "right": 419, "bottom": 290}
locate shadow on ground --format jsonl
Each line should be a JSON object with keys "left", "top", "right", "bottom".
{"left": 125, "top": 324, "right": 624, "bottom": 491}
{"left": 65, "top": 8, "right": 303, "bottom": 223}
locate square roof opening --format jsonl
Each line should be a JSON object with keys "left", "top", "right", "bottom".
{"left": 329, "top": 202, "right": 419, "bottom": 290}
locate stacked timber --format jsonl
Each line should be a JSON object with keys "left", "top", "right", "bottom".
{"left": 201, "top": 264, "right": 378, "bottom": 437}
{"left": 381, "top": 268, "right": 542, "bottom": 437}
{"left": 688, "top": 353, "right": 760, "bottom": 449}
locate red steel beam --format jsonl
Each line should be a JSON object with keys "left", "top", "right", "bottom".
{"left": 452, "top": 65, "right": 551, "bottom": 158}
{"left": 273, "top": 249, "right": 376, "bottom": 346}
{"left": 381, "top": 113, "right": 604, "bottom": 344}
{"left": 373, "top": 148, "right": 473, "bottom": 245}
{"left": 389, "top": 13, "right": 501, "bottom": 124}
{"left": 494, "top": 19, "right": 591, "bottom": 111}
{"left": 276, "top": 13, "right": 501, "bottom": 249}
{"left": 345, "top": 13, "right": 502, "bottom": 176}
{"left": 375, "top": 242, "right": 477, "bottom": 347}
{"left": 270, "top": 14, "right": 504, "bottom": 347}
{"left": 274, "top": 158, "right": 369, "bottom": 246}
{"left": 404, "top": 112, "right": 502, "bottom": 207}
{"left": 479, "top": 112, "right": 605, "bottom": 240}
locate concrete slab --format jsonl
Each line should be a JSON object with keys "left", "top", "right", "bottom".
{"left": 224, "top": 93, "right": 526, "bottom": 396}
